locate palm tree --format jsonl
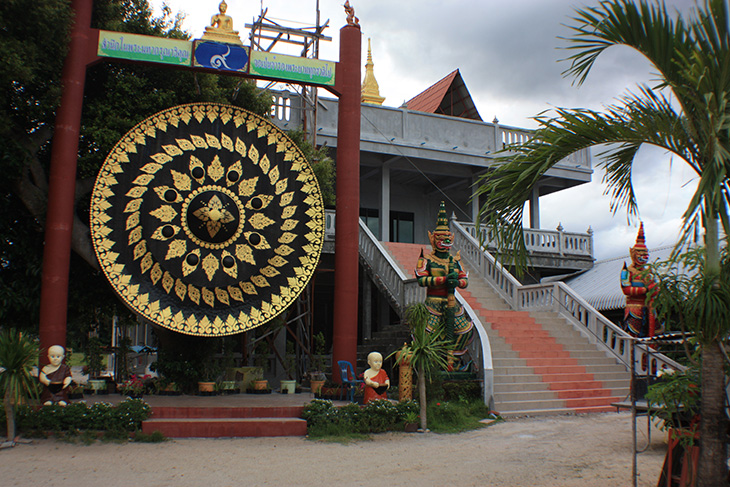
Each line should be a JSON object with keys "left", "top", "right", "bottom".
{"left": 475, "top": 1, "right": 730, "bottom": 485}
{"left": 396, "top": 303, "right": 452, "bottom": 431}
{"left": 0, "top": 329, "right": 40, "bottom": 444}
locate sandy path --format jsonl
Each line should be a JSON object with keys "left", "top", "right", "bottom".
{"left": 0, "top": 411, "right": 666, "bottom": 487}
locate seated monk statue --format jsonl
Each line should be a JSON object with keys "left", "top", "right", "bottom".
{"left": 39, "top": 345, "right": 73, "bottom": 406}
{"left": 363, "top": 351, "right": 390, "bottom": 404}
{"left": 201, "top": 1, "right": 243, "bottom": 45}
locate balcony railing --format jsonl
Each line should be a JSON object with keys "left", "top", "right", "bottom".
{"left": 457, "top": 221, "right": 593, "bottom": 259}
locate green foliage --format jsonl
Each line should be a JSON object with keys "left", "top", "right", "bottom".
{"left": 0, "top": 328, "right": 40, "bottom": 440}
{"left": 427, "top": 400, "right": 494, "bottom": 433}
{"left": 0, "top": 0, "right": 72, "bottom": 174}
{"left": 84, "top": 336, "right": 105, "bottom": 379}
{"left": 151, "top": 335, "right": 223, "bottom": 392}
{"left": 442, "top": 380, "right": 482, "bottom": 403}
{"left": 16, "top": 398, "right": 151, "bottom": 437}
{"left": 473, "top": 3, "right": 730, "bottom": 480}
{"left": 475, "top": 0, "right": 730, "bottom": 270}
{"left": 0, "top": 329, "right": 40, "bottom": 405}
{"left": 648, "top": 246, "right": 730, "bottom": 345}
{"left": 133, "top": 429, "right": 167, "bottom": 443}
{"left": 0, "top": 0, "right": 272, "bottom": 336}
{"left": 300, "top": 398, "right": 489, "bottom": 439}
{"left": 401, "top": 304, "right": 452, "bottom": 380}
{"left": 287, "top": 129, "right": 336, "bottom": 206}
{"left": 394, "top": 399, "right": 420, "bottom": 422}
{"left": 645, "top": 368, "right": 701, "bottom": 444}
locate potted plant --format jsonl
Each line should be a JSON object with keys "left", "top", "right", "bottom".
{"left": 0, "top": 329, "right": 40, "bottom": 445}
{"left": 646, "top": 367, "right": 701, "bottom": 485}
{"left": 118, "top": 374, "right": 146, "bottom": 398}
{"left": 250, "top": 338, "right": 269, "bottom": 391}
{"left": 85, "top": 336, "right": 106, "bottom": 393}
{"left": 308, "top": 332, "right": 327, "bottom": 394}
{"left": 198, "top": 359, "right": 222, "bottom": 395}
{"left": 403, "top": 411, "right": 419, "bottom": 432}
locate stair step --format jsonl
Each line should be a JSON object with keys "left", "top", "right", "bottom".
{"left": 149, "top": 406, "right": 304, "bottom": 419}
{"left": 142, "top": 417, "right": 307, "bottom": 438}
{"left": 495, "top": 395, "right": 621, "bottom": 413}
{"left": 499, "top": 405, "right": 618, "bottom": 417}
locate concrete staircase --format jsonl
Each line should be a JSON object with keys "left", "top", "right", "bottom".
{"left": 141, "top": 405, "right": 307, "bottom": 438}
{"left": 379, "top": 242, "right": 629, "bottom": 416}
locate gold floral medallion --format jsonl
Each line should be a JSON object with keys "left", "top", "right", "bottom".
{"left": 90, "top": 103, "right": 325, "bottom": 336}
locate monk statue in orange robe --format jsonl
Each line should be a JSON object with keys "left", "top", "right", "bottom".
{"left": 363, "top": 351, "right": 390, "bottom": 404}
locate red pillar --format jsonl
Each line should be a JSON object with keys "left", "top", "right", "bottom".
{"left": 38, "top": 0, "right": 93, "bottom": 359}
{"left": 331, "top": 24, "right": 361, "bottom": 378}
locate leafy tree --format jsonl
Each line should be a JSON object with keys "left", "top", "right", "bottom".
{"left": 394, "top": 303, "right": 451, "bottom": 431}
{"left": 0, "top": 329, "right": 39, "bottom": 443}
{"left": 474, "top": 1, "right": 730, "bottom": 484}
{"left": 0, "top": 0, "right": 270, "bottom": 340}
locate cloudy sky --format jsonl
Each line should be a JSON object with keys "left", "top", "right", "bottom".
{"left": 151, "top": 0, "right": 700, "bottom": 260}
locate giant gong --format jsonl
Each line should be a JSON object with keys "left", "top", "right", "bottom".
{"left": 90, "top": 103, "right": 325, "bottom": 336}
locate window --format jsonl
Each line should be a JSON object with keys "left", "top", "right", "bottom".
{"left": 360, "top": 208, "right": 379, "bottom": 239}
{"left": 390, "top": 211, "right": 414, "bottom": 243}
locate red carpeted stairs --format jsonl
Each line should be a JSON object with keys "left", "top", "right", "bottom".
{"left": 381, "top": 242, "right": 628, "bottom": 416}
{"left": 141, "top": 406, "right": 307, "bottom": 438}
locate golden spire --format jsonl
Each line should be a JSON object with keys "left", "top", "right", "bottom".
{"left": 361, "top": 38, "right": 385, "bottom": 106}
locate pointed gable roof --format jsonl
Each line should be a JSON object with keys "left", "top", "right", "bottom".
{"left": 404, "top": 69, "right": 482, "bottom": 121}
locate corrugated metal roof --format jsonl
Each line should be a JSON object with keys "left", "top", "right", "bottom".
{"left": 405, "top": 69, "right": 482, "bottom": 121}
{"left": 564, "top": 246, "right": 676, "bottom": 311}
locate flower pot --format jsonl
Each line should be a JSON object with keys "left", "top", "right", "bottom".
{"left": 253, "top": 379, "right": 268, "bottom": 391}
{"left": 220, "top": 380, "right": 237, "bottom": 393}
{"left": 310, "top": 379, "right": 325, "bottom": 395}
{"left": 198, "top": 381, "right": 216, "bottom": 393}
{"left": 88, "top": 379, "right": 106, "bottom": 393}
{"left": 404, "top": 422, "right": 418, "bottom": 433}
{"left": 280, "top": 379, "right": 296, "bottom": 394}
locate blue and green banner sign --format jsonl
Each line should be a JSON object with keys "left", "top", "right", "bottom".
{"left": 249, "top": 51, "right": 335, "bottom": 86}
{"left": 97, "top": 31, "right": 192, "bottom": 66}
{"left": 193, "top": 41, "right": 249, "bottom": 72}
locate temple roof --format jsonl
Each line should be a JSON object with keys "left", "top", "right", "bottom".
{"left": 563, "top": 246, "right": 676, "bottom": 311}
{"left": 404, "top": 69, "right": 482, "bottom": 121}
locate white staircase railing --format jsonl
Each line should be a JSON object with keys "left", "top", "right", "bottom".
{"left": 451, "top": 220, "right": 685, "bottom": 375}
{"left": 357, "top": 219, "right": 495, "bottom": 407}
{"left": 458, "top": 221, "right": 593, "bottom": 258}
{"left": 358, "top": 219, "right": 423, "bottom": 313}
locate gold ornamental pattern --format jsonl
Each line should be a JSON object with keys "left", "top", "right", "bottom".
{"left": 90, "top": 103, "right": 325, "bottom": 336}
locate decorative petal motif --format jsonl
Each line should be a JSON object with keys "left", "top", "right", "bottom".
{"left": 238, "top": 177, "right": 258, "bottom": 197}
{"left": 249, "top": 213, "right": 274, "bottom": 230}
{"left": 150, "top": 206, "right": 178, "bottom": 222}
{"left": 202, "top": 253, "right": 220, "bottom": 281}
{"left": 171, "top": 170, "right": 192, "bottom": 192}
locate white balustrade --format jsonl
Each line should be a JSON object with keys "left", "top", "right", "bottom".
{"left": 458, "top": 221, "right": 593, "bottom": 258}
{"left": 451, "top": 220, "right": 684, "bottom": 375}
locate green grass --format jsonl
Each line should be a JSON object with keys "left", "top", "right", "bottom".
{"left": 426, "top": 400, "right": 499, "bottom": 433}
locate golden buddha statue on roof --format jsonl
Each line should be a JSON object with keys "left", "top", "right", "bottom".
{"left": 201, "top": 1, "right": 243, "bottom": 45}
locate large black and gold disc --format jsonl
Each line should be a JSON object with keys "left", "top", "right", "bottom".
{"left": 90, "top": 103, "right": 324, "bottom": 336}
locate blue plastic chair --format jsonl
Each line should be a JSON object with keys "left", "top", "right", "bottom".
{"left": 337, "top": 360, "right": 363, "bottom": 402}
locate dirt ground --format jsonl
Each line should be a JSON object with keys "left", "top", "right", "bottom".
{"left": 0, "top": 411, "right": 667, "bottom": 487}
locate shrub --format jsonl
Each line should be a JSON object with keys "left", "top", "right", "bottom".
{"left": 362, "top": 400, "right": 399, "bottom": 433}
{"left": 15, "top": 399, "right": 152, "bottom": 437}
